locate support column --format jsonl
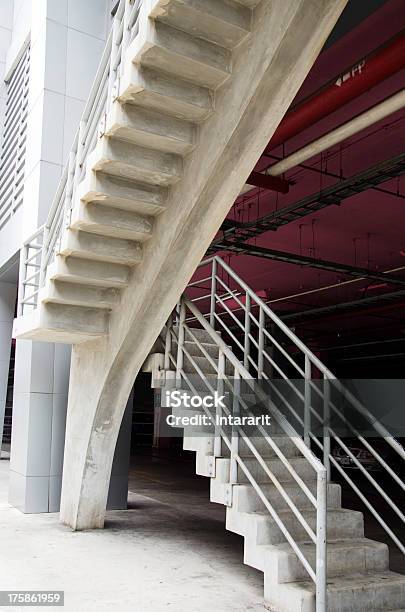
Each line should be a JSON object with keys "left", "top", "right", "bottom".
{"left": 0, "top": 281, "right": 17, "bottom": 457}
{"left": 9, "top": 341, "right": 71, "bottom": 512}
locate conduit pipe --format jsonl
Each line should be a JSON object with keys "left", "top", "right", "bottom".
{"left": 268, "top": 89, "right": 405, "bottom": 177}
{"left": 268, "top": 31, "right": 405, "bottom": 149}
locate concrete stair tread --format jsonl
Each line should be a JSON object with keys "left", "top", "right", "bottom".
{"left": 41, "top": 280, "right": 120, "bottom": 310}
{"left": 105, "top": 102, "right": 196, "bottom": 156}
{"left": 284, "top": 570, "right": 405, "bottom": 598}
{"left": 120, "top": 65, "right": 213, "bottom": 123}
{"left": 133, "top": 20, "right": 232, "bottom": 89}
{"left": 152, "top": 0, "right": 251, "bottom": 48}
{"left": 59, "top": 230, "right": 143, "bottom": 266}
{"left": 77, "top": 172, "right": 168, "bottom": 216}
{"left": 88, "top": 139, "right": 183, "bottom": 187}
{"left": 49, "top": 256, "right": 130, "bottom": 288}
{"left": 70, "top": 201, "right": 154, "bottom": 242}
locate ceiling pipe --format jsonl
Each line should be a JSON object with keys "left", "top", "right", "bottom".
{"left": 267, "top": 30, "right": 405, "bottom": 150}
{"left": 268, "top": 89, "right": 405, "bottom": 177}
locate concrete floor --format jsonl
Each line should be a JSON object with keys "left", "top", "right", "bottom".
{"left": 0, "top": 454, "right": 267, "bottom": 612}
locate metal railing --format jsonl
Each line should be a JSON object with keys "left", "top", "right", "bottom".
{"left": 162, "top": 255, "right": 405, "bottom": 611}
{"left": 18, "top": 0, "right": 144, "bottom": 316}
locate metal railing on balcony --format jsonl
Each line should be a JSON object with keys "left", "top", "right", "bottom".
{"left": 18, "top": 0, "right": 144, "bottom": 316}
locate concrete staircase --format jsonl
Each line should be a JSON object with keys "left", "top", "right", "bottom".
{"left": 155, "top": 327, "right": 405, "bottom": 612}
{"left": 13, "top": 0, "right": 258, "bottom": 343}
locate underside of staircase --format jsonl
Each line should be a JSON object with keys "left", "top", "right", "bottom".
{"left": 153, "top": 327, "right": 405, "bottom": 612}
{"left": 14, "top": 0, "right": 259, "bottom": 343}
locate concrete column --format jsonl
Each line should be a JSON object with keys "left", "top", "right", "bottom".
{"left": 0, "top": 281, "right": 17, "bottom": 457}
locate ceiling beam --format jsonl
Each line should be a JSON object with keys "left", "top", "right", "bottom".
{"left": 220, "top": 241, "right": 405, "bottom": 287}
{"left": 246, "top": 171, "right": 290, "bottom": 193}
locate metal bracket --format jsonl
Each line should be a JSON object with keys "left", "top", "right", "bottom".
{"left": 206, "top": 455, "right": 216, "bottom": 478}
{"left": 112, "top": 76, "right": 120, "bottom": 102}
{"left": 224, "top": 484, "right": 233, "bottom": 507}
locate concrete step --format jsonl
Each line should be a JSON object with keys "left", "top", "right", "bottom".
{"left": 70, "top": 201, "right": 154, "bottom": 242}
{"left": 77, "top": 172, "right": 167, "bottom": 216}
{"left": 49, "top": 256, "right": 130, "bottom": 288}
{"left": 59, "top": 230, "right": 142, "bottom": 266}
{"left": 266, "top": 571, "right": 405, "bottom": 612}
{"left": 13, "top": 302, "right": 108, "bottom": 343}
{"left": 234, "top": 455, "right": 318, "bottom": 485}
{"left": 182, "top": 353, "right": 234, "bottom": 375}
{"left": 263, "top": 539, "right": 389, "bottom": 584}
{"left": 105, "top": 102, "right": 196, "bottom": 156}
{"left": 232, "top": 482, "right": 342, "bottom": 514}
{"left": 133, "top": 19, "right": 232, "bottom": 89}
{"left": 120, "top": 65, "right": 213, "bottom": 123}
{"left": 152, "top": 0, "right": 251, "bottom": 48}
{"left": 173, "top": 326, "right": 220, "bottom": 343}
{"left": 41, "top": 280, "right": 120, "bottom": 310}
{"left": 88, "top": 138, "right": 182, "bottom": 187}
{"left": 226, "top": 507, "right": 365, "bottom": 547}
{"left": 172, "top": 339, "right": 220, "bottom": 358}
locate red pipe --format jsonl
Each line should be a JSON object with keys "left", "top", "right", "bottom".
{"left": 267, "top": 31, "right": 405, "bottom": 151}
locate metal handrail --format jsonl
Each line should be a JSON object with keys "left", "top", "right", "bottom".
{"left": 186, "top": 256, "right": 404, "bottom": 555}
{"left": 18, "top": 0, "right": 145, "bottom": 317}
{"left": 164, "top": 296, "right": 328, "bottom": 610}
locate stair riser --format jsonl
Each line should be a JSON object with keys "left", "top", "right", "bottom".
{"left": 42, "top": 282, "right": 120, "bottom": 310}
{"left": 60, "top": 231, "right": 143, "bottom": 266}
{"left": 233, "top": 484, "right": 342, "bottom": 514}
{"left": 265, "top": 580, "right": 405, "bottom": 612}
{"left": 50, "top": 257, "right": 130, "bottom": 289}
{"left": 133, "top": 20, "right": 232, "bottom": 89}
{"left": 105, "top": 103, "right": 196, "bottom": 156}
{"left": 119, "top": 64, "right": 213, "bottom": 123}
{"left": 77, "top": 172, "right": 167, "bottom": 216}
{"left": 227, "top": 508, "right": 364, "bottom": 547}
{"left": 264, "top": 543, "right": 389, "bottom": 584}
{"left": 89, "top": 140, "right": 183, "bottom": 188}
{"left": 70, "top": 202, "right": 154, "bottom": 242}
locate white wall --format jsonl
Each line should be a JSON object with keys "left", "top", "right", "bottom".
{"left": 0, "top": 0, "right": 111, "bottom": 270}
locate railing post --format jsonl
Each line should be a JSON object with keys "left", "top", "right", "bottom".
{"left": 316, "top": 469, "right": 327, "bottom": 612}
{"left": 323, "top": 375, "right": 331, "bottom": 482}
{"left": 107, "top": 11, "right": 121, "bottom": 111}
{"left": 121, "top": 0, "right": 132, "bottom": 78}
{"left": 244, "top": 292, "right": 251, "bottom": 369}
{"left": 258, "top": 307, "right": 264, "bottom": 379}
{"left": 214, "top": 351, "right": 225, "bottom": 457}
{"left": 164, "top": 314, "right": 173, "bottom": 371}
{"left": 17, "top": 242, "right": 28, "bottom": 316}
{"left": 230, "top": 369, "right": 240, "bottom": 483}
{"left": 304, "top": 356, "right": 311, "bottom": 447}
{"left": 175, "top": 301, "right": 186, "bottom": 388}
{"left": 210, "top": 258, "right": 217, "bottom": 328}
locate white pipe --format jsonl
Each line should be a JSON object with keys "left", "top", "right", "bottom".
{"left": 268, "top": 89, "right": 405, "bottom": 176}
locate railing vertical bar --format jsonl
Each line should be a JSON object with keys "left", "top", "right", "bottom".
{"left": 215, "top": 351, "right": 225, "bottom": 457}
{"left": 175, "top": 301, "right": 185, "bottom": 388}
{"left": 230, "top": 369, "right": 240, "bottom": 483}
{"left": 316, "top": 469, "right": 327, "bottom": 612}
{"left": 210, "top": 258, "right": 217, "bottom": 328}
{"left": 304, "top": 355, "right": 311, "bottom": 448}
{"left": 164, "top": 314, "right": 172, "bottom": 371}
{"left": 244, "top": 292, "right": 251, "bottom": 369}
{"left": 258, "top": 307, "right": 264, "bottom": 378}
{"left": 323, "top": 375, "right": 331, "bottom": 482}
